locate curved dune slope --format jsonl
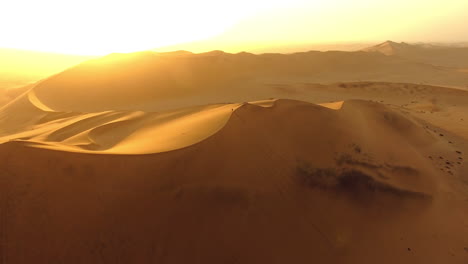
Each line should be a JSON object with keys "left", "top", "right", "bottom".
{"left": 0, "top": 99, "right": 466, "bottom": 263}
{"left": 0, "top": 93, "right": 343, "bottom": 154}
{"left": 0, "top": 91, "right": 242, "bottom": 154}
{"left": 0, "top": 94, "right": 435, "bottom": 158}
{"left": 2, "top": 47, "right": 468, "bottom": 264}
{"left": 30, "top": 50, "right": 468, "bottom": 112}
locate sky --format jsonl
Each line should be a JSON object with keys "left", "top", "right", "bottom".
{"left": 1, "top": 0, "right": 468, "bottom": 55}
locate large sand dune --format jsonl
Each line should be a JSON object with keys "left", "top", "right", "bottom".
{"left": 27, "top": 49, "right": 468, "bottom": 112}
{"left": 2, "top": 80, "right": 468, "bottom": 153}
{"left": 0, "top": 98, "right": 467, "bottom": 263}
{"left": 0, "top": 48, "right": 95, "bottom": 90}
{"left": 0, "top": 48, "right": 467, "bottom": 263}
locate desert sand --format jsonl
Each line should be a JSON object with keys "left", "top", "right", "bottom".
{"left": 0, "top": 42, "right": 467, "bottom": 263}
{"left": 0, "top": 48, "right": 95, "bottom": 91}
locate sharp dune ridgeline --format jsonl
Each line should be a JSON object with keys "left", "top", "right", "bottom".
{"left": 0, "top": 42, "right": 468, "bottom": 263}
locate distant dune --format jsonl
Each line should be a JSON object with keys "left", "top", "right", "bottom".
{"left": 22, "top": 48, "right": 468, "bottom": 113}
{"left": 363, "top": 41, "right": 468, "bottom": 68}
{"left": 0, "top": 48, "right": 95, "bottom": 90}
{"left": 0, "top": 84, "right": 31, "bottom": 107}
{"left": 0, "top": 45, "right": 467, "bottom": 263}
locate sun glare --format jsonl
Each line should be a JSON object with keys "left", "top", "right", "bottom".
{"left": 1, "top": 0, "right": 467, "bottom": 55}
{"left": 0, "top": 0, "right": 299, "bottom": 55}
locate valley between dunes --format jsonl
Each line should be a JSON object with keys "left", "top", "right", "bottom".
{"left": 0, "top": 47, "right": 468, "bottom": 263}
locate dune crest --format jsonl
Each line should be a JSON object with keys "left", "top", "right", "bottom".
{"left": 0, "top": 98, "right": 438, "bottom": 159}
{"left": 0, "top": 98, "right": 466, "bottom": 263}
{"left": 27, "top": 48, "right": 468, "bottom": 113}
{"left": 0, "top": 45, "right": 467, "bottom": 262}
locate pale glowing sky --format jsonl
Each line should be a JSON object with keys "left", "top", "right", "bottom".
{"left": 1, "top": 0, "right": 468, "bottom": 55}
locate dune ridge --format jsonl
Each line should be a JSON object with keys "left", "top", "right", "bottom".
{"left": 0, "top": 98, "right": 466, "bottom": 263}
{"left": 2, "top": 80, "right": 468, "bottom": 154}
{"left": 364, "top": 41, "right": 468, "bottom": 68}
{"left": 0, "top": 47, "right": 467, "bottom": 263}
{"left": 26, "top": 49, "right": 468, "bottom": 113}
{"left": 0, "top": 95, "right": 440, "bottom": 156}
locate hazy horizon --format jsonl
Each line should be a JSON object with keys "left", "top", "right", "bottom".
{"left": 1, "top": 1, "right": 468, "bottom": 262}
{"left": 2, "top": 0, "right": 468, "bottom": 55}
{"left": 3, "top": 40, "right": 468, "bottom": 57}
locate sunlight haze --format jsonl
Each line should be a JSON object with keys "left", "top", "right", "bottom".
{"left": 1, "top": 0, "right": 467, "bottom": 55}
{"left": 1, "top": 0, "right": 468, "bottom": 262}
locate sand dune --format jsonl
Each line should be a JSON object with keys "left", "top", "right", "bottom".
{"left": 0, "top": 84, "right": 31, "bottom": 108}
{"left": 0, "top": 48, "right": 95, "bottom": 90}
{"left": 1, "top": 81, "right": 468, "bottom": 155}
{"left": 0, "top": 98, "right": 467, "bottom": 263}
{"left": 1, "top": 48, "right": 468, "bottom": 263}
{"left": 0, "top": 93, "right": 240, "bottom": 154}
{"left": 27, "top": 49, "right": 468, "bottom": 112}
{"left": 364, "top": 41, "right": 468, "bottom": 69}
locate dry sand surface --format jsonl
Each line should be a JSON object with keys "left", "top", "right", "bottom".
{"left": 0, "top": 48, "right": 95, "bottom": 91}
{"left": 363, "top": 41, "right": 468, "bottom": 68}
{"left": 0, "top": 48, "right": 468, "bottom": 263}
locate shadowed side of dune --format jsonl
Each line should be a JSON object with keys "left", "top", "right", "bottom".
{"left": 0, "top": 99, "right": 454, "bottom": 264}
